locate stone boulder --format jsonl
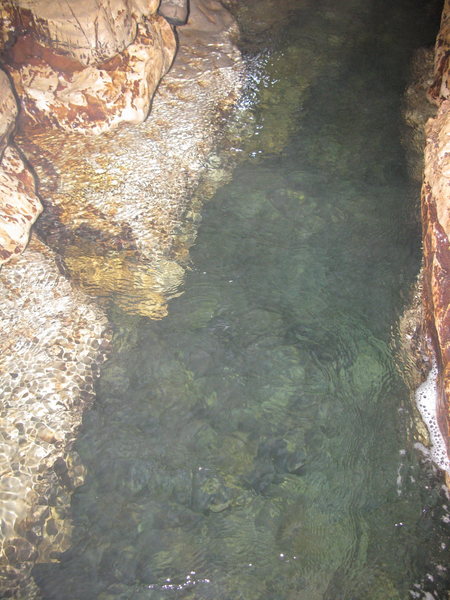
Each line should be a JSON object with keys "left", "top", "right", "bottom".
{"left": 421, "top": 101, "right": 450, "bottom": 472}
{"left": 4, "top": 18, "right": 176, "bottom": 134}
{"left": 0, "top": 0, "right": 160, "bottom": 65}
{"left": 429, "top": 0, "right": 450, "bottom": 104}
{"left": 0, "top": 70, "right": 42, "bottom": 267}
{"left": 1, "top": 0, "right": 176, "bottom": 134}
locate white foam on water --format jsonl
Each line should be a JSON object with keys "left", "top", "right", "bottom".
{"left": 415, "top": 360, "right": 450, "bottom": 474}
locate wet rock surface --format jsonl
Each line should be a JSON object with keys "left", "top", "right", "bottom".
{"left": 0, "top": 69, "right": 42, "bottom": 267}
{"left": 421, "top": 99, "right": 450, "bottom": 473}
{"left": 0, "top": 144, "right": 42, "bottom": 267}
{"left": 15, "top": 0, "right": 243, "bottom": 319}
{"left": 415, "top": 0, "right": 450, "bottom": 479}
{"left": 3, "top": 15, "right": 176, "bottom": 134}
{"left": 0, "top": 236, "right": 111, "bottom": 597}
{"left": 0, "top": 0, "right": 243, "bottom": 596}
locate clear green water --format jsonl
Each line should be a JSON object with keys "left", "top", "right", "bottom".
{"left": 34, "top": 1, "right": 450, "bottom": 599}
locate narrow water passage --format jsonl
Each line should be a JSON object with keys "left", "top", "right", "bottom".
{"left": 34, "top": 1, "right": 449, "bottom": 599}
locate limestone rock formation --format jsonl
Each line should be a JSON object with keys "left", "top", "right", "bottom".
{"left": 0, "top": 69, "right": 17, "bottom": 154}
{"left": 1, "top": 1, "right": 176, "bottom": 134}
{"left": 421, "top": 101, "right": 450, "bottom": 471}
{"left": 0, "top": 1, "right": 243, "bottom": 595}
{"left": 5, "top": 18, "right": 176, "bottom": 135}
{"left": 15, "top": 0, "right": 243, "bottom": 318}
{"left": 420, "top": 0, "right": 450, "bottom": 477}
{"left": 429, "top": 0, "right": 450, "bottom": 105}
{"left": 0, "top": 69, "right": 42, "bottom": 267}
{"left": 0, "top": 0, "right": 161, "bottom": 65}
{"left": 0, "top": 236, "right": 110, "bottom": 598}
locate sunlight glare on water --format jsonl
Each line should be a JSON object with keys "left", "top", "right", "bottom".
{"left": 34, "top": 0, "right": 449, "bottom": 599}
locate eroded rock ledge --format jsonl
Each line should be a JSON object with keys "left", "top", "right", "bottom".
{"left": 421, "top": 0, "right": 450, "bottom": 479}
{"left": 0, "top": 0, "right": 243, "bottom": 596}
{"left": 405, "top": 0, "right": 450, "bottom": 482}
{"left": 0, "top": 69, "right": 42, "bottom": 267}
{"left": 0, "top": 0, "right": 175, "bottom": 134}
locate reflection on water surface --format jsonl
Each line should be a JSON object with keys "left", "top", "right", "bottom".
{"left": 34, "top": 0, "right": 449, "bottom": 598}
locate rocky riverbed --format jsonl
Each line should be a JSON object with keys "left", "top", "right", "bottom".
{"left": 1, "top": 0, "right": 450, "bottom": 597}
{"left": 0, "top": 0, "right": 243, "bottom": 596}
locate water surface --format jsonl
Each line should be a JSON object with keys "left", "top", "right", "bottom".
{"left": 35, "top": 1, "right": 449, "bottom": 598}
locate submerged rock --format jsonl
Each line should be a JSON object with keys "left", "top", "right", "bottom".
{"left": 402, "top": 47, "right": 436, "bottom": 182}
{"left": 0, "top": 0, "right": 244, "bottom": 596}
{"left": 0, "top": 236, "right": 110, "bottom": 597}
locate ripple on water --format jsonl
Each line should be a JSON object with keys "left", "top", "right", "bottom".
{"left": 32, "top": 0, "right": 450, "bottom": 599}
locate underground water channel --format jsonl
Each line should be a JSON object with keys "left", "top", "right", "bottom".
{"left": 33, "top": 0, "right": 449, "bottom": 598}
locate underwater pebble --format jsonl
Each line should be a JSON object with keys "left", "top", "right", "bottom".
{"left": 0, "top": 238, "right": 111, "bottom": 597}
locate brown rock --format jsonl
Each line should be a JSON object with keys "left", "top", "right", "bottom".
{"left": 5, "top": 16, "right": 176, "bottom": 134}
{"left": 0, "top": 145, "right": 42, "bottom": 267}
{"left": 14, "top": 0, "right": 242, "bottom": 319}
{"left": 429, "top": 0, "right": 450, "bottom": 104}
{"left": 0, "top": 0, "right": 160, "bottom": 65}
{"left": 421, "top": 101, "right": 450, "bottom": 466}
{"left": 0, "top": 69, "right": 18, "bottom": 159}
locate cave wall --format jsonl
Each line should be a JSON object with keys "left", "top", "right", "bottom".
{"left": 420, "top": 0, "right": 450, "bottom": 479}
{"left": 1, "top": 0, "right": 450, "bottom": 595}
